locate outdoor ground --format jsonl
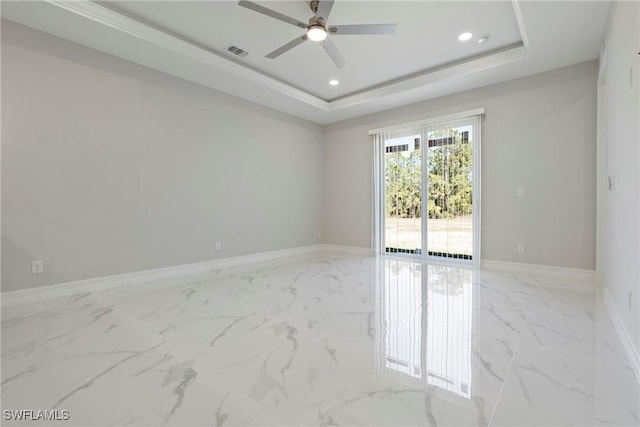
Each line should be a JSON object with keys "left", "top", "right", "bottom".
{"left": 385, "top": 216, "right": 472, "bottom": 256}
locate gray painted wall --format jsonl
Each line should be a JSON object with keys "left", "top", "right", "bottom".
{"left": 601, "top": 1, "right": 639, "bottom": 350}
{"left": 324, "top": 61, "right": 598, "bottom": 270}
{"left": 1, "top": 21, "right": 324, "bottom": 292}
{"left": 0, "top": 20, "right": 603, "bottom": 294}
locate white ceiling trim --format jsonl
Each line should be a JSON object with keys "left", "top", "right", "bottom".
{"left": 598, "top": 40, "right": 607, "bottom": 83}
{"left": 331, "top": 44, "right": 528, "bottom": 111}
{"left": 368, "top": 108, "right": 485, "bottom": 135}
{"left": 511, "top": 0, "right": 530, "bottom": 50}
{"left": 40, "top": 0, "right": 530, "bottom": 115}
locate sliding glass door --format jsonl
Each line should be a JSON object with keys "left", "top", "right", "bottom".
{"left": 378, "top": 115, "right": 480, "bottom": 262}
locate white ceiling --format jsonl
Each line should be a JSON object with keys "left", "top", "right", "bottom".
{"left": 1, "top": 1, "right": 610, "bottom": 124}
{"left": 108, "top": 1, "right": 523, "bottom": 99}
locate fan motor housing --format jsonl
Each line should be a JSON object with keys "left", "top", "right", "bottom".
{"left": 309, "top": 16, "right": 326, "bottom": 27}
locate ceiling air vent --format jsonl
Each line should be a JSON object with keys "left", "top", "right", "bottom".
{"left": 227, "top": 45, "right": 249, "bottom": 58}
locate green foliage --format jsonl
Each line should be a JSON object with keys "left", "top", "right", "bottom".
{"left": 427, "top": 134, "right": 472, "bottom": 219}
{"left": 385, "top": 149, "right": 422, "bottom": 217}
{"left": 385, "top": 130, "right": 472, "bottom": 219}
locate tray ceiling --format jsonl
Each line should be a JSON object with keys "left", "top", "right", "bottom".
{"left": 1, "top": 1, "right": 610, "bottom": 124}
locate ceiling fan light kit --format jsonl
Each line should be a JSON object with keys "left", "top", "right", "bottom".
{"left": 307, "top": 24, "right": 328, "bottom": 42}
{"left": 238, "top": 0, "right": 397, "bottom": 68}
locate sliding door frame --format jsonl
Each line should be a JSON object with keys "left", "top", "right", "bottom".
{"left": 372, "top": 109, "right": 483, "bottom": 265}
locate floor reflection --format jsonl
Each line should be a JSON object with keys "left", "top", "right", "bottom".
{"left": 2, "top": 252, "right": 637, "bottom": 426}
{"left": 376, "top": 258, "right": 475, "bottom": 398}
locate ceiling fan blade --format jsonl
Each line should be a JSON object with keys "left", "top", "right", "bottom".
{"left": 322, "top": 38, "right": 345, "bottom": 68}
{"left": 238, "top": 1, "right": 307, "bottom": 29}
{"left": 314, "top": 0, "right": 335, "bottom": 21}
{"left": 266, "top": 35, "right": 308, "bottom": 59}
{"left": 329, "top": 24, "right": 397, "bottom": 35}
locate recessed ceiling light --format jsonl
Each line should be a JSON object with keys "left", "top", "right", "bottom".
{"left": 329, "top": 79, "right": 339, "bottom": 86}
{"left": 478, "top": 36, "right": 490, "bottom": 45}
{"left": 458, "top": 32, "right": 473, "bottom": 41}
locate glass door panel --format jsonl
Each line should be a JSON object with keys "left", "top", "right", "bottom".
{"left": 425, "top": 120, "right": 474, "bottom": 260}
{"left": 384, "top": 133, "right": 422, "bottom": 254}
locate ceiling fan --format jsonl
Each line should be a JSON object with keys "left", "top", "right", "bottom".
{"left": 238, "top": 0, "right": 397, "bottom": 68}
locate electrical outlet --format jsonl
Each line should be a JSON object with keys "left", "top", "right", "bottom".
{"left": 517, "top": 244, "right": 525, "bottom": 254}
{"left": 517, "top": 188, "right": 525, "bottom": 198}
{"left": 608, "top": 175, "right": 616, "bottom": 191}
{"left": 629, "top": 291, "right": 633, "bottom": 311}
{"left": 31, "top": 260, "right": 44, "bottom": 274}
{"left": 215, "top": 241, "right": 222, "bottom": 251}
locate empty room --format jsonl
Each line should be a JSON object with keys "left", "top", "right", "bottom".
{"left": 1, "top": 0, "right": 639, "bottom": 426}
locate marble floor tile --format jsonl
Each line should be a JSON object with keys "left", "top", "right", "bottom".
{"left": 2, "top": 252, "right": 638, "bottom": 426}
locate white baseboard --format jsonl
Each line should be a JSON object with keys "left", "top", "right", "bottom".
{"left": 319, "top": 244, "right": 373, "bottom": 256}
{"left": 1, "top": 245, "right": 323, "bottom": 309}
{"left": 1, "top": 244, "right": 375, "bottom": 310}
{"left": 481, "top": 259, "right": 596, "bottom": 292}
{"left": 604, "top": 288, "right": 640, "bottom": 383}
